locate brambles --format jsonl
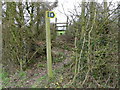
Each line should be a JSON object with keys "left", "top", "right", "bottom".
{"left": 1, "top": 0, "right": 119, "bottom": 88}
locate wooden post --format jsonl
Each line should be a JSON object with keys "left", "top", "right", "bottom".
{"left": 55, "top": 18, "right": 57, "bottom": 23}
{"left": 55, "top": 18, "right": 57, "bottom": 30}
{"left": 45, "top": 11, "right": 53, "bottom": 78}
{"left": 66, "top": 16, "right": 68, "bottom": 30}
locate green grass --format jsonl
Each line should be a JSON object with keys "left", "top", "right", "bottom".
{"left": 18, "top": 71, "right": 26, "bottom": 78}
{"left": 37, "top": 63, "right": 45, "bottom": 68}
{"left": 37, "top": 75, "right": 47, "bottom": 82}
{"left": 53, "top": 52, "right": 65, "bottom": 63}
{"left": 31, "top": 74, "right": 47, "bottom": 88}
{"left": 1, "top": 71, "right": 10, "bottom": 88}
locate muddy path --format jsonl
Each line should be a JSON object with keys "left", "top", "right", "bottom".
{"left": 8, "top": 46, "right": 73, "bottom": 88}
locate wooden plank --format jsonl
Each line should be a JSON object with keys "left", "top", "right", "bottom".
{"left": 55, "top": 23, "right": 68, "bottom": 24}
{"left": 55, "top": 26, "right": 68, "bottom": 27}
{"left": 56, "top": 30, "right": 66, "bottom": 31}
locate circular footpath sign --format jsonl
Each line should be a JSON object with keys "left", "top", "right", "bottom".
{"left": 47, "top": 11, "right": 56, "bottom": 18}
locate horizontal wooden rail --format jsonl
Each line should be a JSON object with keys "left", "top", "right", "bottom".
{"left": 55, "top": 23, "right": 68, "bottom": 24}
{"left": 55, "top": 26, "right": 68, "bottom": 27}
{"left": 56, "top": 29, "right": 68, "bottom": 31}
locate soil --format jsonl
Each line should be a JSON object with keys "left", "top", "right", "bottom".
{"left": 7, "top": 46, "right": 73, "bottom": 88}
